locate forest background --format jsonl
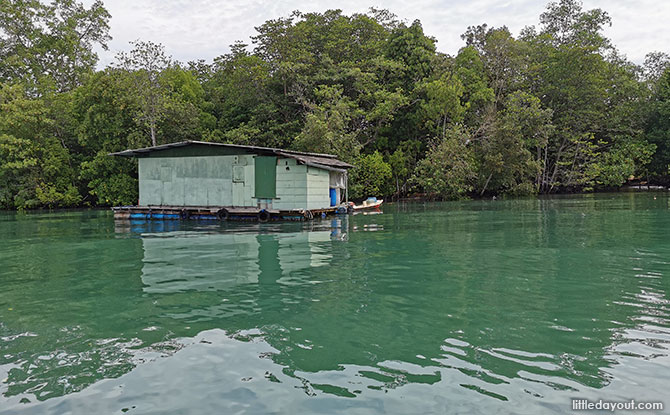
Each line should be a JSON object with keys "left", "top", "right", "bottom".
{"left": 1, "top": 0, "right": 670, "bottom": 209}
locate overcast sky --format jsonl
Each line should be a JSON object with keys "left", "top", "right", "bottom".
{"left": 88, "top": 0, "right": 670, "bottom": 67}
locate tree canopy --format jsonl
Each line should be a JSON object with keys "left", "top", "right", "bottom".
{"left": 1, "top": 0, "right": 669, "bottom": 209}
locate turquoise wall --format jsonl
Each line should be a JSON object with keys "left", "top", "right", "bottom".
{"left": 139, "top": 155, "right": 254, "bottom": 206}
{"left": 274, "top": 158, "right": 307, "bottom": 210}
{"left": 306, "top": 167, "right": 331, "bottom": 209}
{"left": 138, "top": 155, "right": 334, "bottom": 210}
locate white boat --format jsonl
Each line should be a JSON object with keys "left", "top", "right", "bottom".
{"left": 351, "top": 198, "right": 383, "bottom": 212}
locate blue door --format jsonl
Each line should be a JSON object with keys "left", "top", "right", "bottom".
{"left": 329, "top": 188, "right": 337, "bottom": 206}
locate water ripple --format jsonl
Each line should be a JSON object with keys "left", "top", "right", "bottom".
{"left": 2, "top": 196, "right": 670, "bottom": 414}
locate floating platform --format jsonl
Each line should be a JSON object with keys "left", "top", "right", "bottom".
{"left": 112, "top": 205, "right": 351, "bottom": 222}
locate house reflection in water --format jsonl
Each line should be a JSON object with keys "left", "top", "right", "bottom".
{"left": 136, "top": 221, "right": 347, "bottom": 294}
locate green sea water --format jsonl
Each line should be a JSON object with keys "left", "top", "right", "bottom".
{"left": 1, "top": 193, "right": 669, "bottom": 414}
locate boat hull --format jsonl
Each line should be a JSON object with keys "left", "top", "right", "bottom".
{"left": 352, "top": 200, "right": 383, "bottom": 211}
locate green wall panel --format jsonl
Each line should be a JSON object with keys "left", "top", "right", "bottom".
{"left": 254, "top": 156, "right": 277, "bottom": 199}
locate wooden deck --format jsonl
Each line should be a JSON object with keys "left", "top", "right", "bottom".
{"left": 112, "top": 205, "right": 349, "bottom": 222}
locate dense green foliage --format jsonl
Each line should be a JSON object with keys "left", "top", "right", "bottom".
{"left": 1, "top": 0, "right": 669, "bottom": 208}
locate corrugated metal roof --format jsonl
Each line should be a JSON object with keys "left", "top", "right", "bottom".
{"left": 109, "top": 140, "right": 354, "bottom": 169}
{"left": 276, "top": 152, "right": 353, "bottom": 170}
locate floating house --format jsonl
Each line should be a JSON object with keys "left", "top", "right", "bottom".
{"left": 110, "top": 141, "right": 353, "bottom": 221}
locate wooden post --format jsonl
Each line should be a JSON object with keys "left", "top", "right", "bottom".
{"left": 345, "top": 171, "right": 348, "bottom": 204}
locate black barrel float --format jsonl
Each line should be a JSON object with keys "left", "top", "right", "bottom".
{"left": 217, "top": 208, "right": 229, "bottom": 221}
{"left": 257, "top": 209, "right": 271, "bottom": 223}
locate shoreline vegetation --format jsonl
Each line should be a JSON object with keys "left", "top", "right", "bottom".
{"left": 1, "top": 0, "right": 670, "bottom": 210}
{"left": 2, "top": 187, "right": 666, "bottom": 216}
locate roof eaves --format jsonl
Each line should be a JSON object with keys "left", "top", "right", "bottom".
{"left": 278, "top": 152, "right": 354, "bottom": 169}
{"left": 301, "top": 161, "right": 349, "bottom": 173}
